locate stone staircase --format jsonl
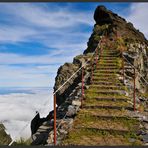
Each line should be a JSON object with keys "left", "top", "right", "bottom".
{"left": 61, "top": 48, "right": 142, "bottom": 145}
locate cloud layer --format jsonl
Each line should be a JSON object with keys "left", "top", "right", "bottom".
{"left": 0, "top": 88, "right": 53, "bottom": 140}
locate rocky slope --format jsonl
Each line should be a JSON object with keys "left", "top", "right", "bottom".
{"left": 0, "top": 124, "right": 12, "bottom": 145}
{"left": 31, "top": 5, "right": 148, "bottom": 145}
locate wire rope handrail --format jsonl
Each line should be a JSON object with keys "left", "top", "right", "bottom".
{"left": 123, "top": 55, "right": 148, "bottom": 86}
{"left": 8, "top": 36, "right": 104, "bottom": 146}
{"left": 52, "top": 37, "right": 104, "bottom": 145}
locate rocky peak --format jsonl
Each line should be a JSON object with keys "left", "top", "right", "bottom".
{"left": 84, "top": 5, "right": 147, "bottom": 54}
{"left": 94, "top": 5, "right": 126, "bottom": 25}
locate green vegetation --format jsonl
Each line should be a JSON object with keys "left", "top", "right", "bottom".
{"left": 13, "top": 138, "right": 32, "bottom": 146}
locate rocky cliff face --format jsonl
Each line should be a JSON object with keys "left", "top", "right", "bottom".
{"left": 54, "top": 54, "right": 92, "bottom": 106}
{"left": 54, "top": 5, "right": 148, "bottom": 106}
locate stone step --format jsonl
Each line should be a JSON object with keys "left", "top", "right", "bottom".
{"left": 100, "top": 55, "right": 120, "bottom": 58}
{"left": 96, "top": 67, "right": 119, "bottom": 70}
{"left": 75, "top": 128, "right": 138, "bottom": 136}
{"left": 92, "top": 81, "right": 123, "bottom": 85}
{"left": 80, "top": 108, "right": 129, "bottom": 117}
{"left": 85, "top": 97, "right": 128, "bottom": 102}
{"left": 92, "top": 77, "right": 119, "bottom": 81}
{"left": 95, "top": 64, "right": 118, "bottom": 67}
{"left": 100, "top": 59, "right": 118, "bottom": 62}
{"left": 83, "top": 105, "right": 133, "bottom": 111}
{"left": 62, "top": 128, "right": 141, "bottom": 146}
{"left": 93, "top": 73, "right": 117, "bottom": 76}
{"left": 86, "top": 90, "right": 125, "bottom": 95}
{"left": 94, "top": 69, "right": 119, "bottom": 72}
{"left": 89, "top": 85, "right": 125, "bottom": 90}
{"left": 92, "top": 75, "right": 117, "bottom": 79}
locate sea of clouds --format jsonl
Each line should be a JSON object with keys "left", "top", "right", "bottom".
{"left": 0, "top": 87, "right": 53, "bottom": 141}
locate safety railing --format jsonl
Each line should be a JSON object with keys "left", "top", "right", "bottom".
{"left": 52, "top": 37, "right": 104, "bottom": 145}
{"left": 118, "top": 42, "right": 148, "bottom": 111}
{"left": 115, "top": 31, "right": 148, "bottom": 112}
{"left": 122, "top": 55, "right": 148, "bottom": 111}
{"left": 7, "top": 35, "right": 104, "bottom": 146}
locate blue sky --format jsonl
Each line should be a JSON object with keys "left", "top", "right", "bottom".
{"left": 0, "top": 2, "right": 148, "bottom": 88}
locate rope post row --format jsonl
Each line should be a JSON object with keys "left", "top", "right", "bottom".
{"left": 53, "top": 94, "right": 57, "bottom": 145}
{"left": 133, "top": 68, "right": 136, "bottom": 111}
{"left": 121, "top": 47, "right": 125, "bottom": 84}
{"left": 90, "top": 58, "right": 93, "bottom": 84}
{"left": 95, "top": 47, "right": 98, "bottom": 69}
{"left": 81, "top": 66, "right": 84, "bottom": 108}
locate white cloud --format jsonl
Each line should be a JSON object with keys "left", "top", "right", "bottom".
{"left": 0, "top": 3, "right": 91, "bottom": 88}
{"left": 0, "top": 88, "right": 53, "bottom": 140}
{"left": 0, "top": 26, "right": 37, "bottom": 43}
{"left": 0, "top": 3, "right": 93, "bottom": 28}
{"left": 126, "top": 3, "right": 148, "bottom": 39}
{"left": 0, "top": 3, "right": 93, "bottom": 43}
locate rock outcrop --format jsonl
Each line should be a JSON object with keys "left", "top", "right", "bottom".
{"left": 84, "top": 5, "right": 147, "bottom": 54}
{"left": 0, "top": 124, "right": 12, "bottom": 145}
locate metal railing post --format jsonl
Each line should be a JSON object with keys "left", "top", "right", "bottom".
{"left": 53, "top": 94, "right": 57, "bottom": 145}
{"left": 133, "top": 68, "right": 136, "bottom": 111}
{"left": 95, "top": 48, "right": 98, "bottom": 69}
{"left": 81, "top": 66, "right": 84, "bottom": 108}
{"left": 91, "top": 59, "right": 93, "bottom": 83}
{"left": 122, "top": 47, "right": 125, "bottom": 83}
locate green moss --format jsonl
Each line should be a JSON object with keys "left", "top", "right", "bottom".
{"left": 13, "top": 138, "right": 32, "bottom": 146}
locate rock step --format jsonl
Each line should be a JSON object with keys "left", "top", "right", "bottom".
{"left": 94, "top": 69, "right": 119, "bottom": 72}
{"left": 62, "top": 129, "right": 141, "bottom": 146}
{"left": 84, "top": 100, "right": 129, "bottom": 107}
{"left": 89, "top": 85, "right": 125, "bottom": 90}
{"left": 95, "top": 64, "right": 118, "bottom": 67}
{"left": 102, "top": 51, "right": 120, "bottom": 53}
{"left": 92, "top": 75, "right": 117, "bottom": 78}
{"left": 86, "top": 90, "right": 125, "bottom": 95}
{"left": 96, "top": 67, "right": 119, "bottom": 70}
{"left": 99, "top": 59, "right": 118, "bottom": 62}
{"left": 75, "top": 128, "right": 139, "bottom": 136}
{"left": 92, "top": 81, "right": 123, "bottom": 85}
{"left": 92, "top": 73, "right": 117, "bottom": 76}
{"left": 83, "top": 105, "right": 133, "bottom": 111}
{"left": 100, "top": 59, "right": 118, "bottom": 61}
{"left": 80, "top": 109, "right": 129, "bottom": 117}
{"left": 85, "top": 95, "right": 129, "bottom": 100}
{"left": 85, "top": 97, "right": 128, "bottom": 102}
{"left": 92, "top": 115, "right": 133, "bottom": 120}
{"left": 79, "top": 113, "right": 132, "bottom": 120}
{"left": 92, "top": 77, "right": 119, "bottom": 81}
{"left": 101, "top": 54, "right": 119, "bottom": 59}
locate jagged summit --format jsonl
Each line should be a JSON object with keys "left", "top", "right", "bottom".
{"left": 84, "top": 5, "right": 147, "bottom": 54}
{"left": 94, "top": 5, "right": 126, "bottom": 25}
